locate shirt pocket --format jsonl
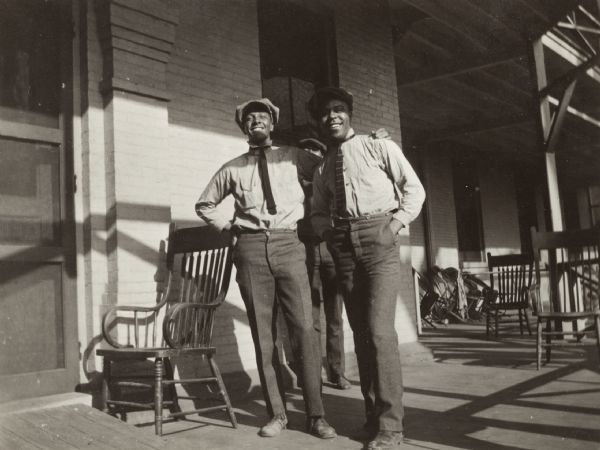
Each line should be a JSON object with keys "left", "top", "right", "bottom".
{"left": 236, "top": 178, "right": 257, "bottom": 211}
{"left": 357, "top": 165, "right": 383, "bottom": 197}
{"left": 273, "top": 159, "right": 304, "bottom": 205}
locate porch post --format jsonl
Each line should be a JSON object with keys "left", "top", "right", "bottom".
{"left": 530, "top": 38, "right": 564, "bottom": 232}
{"left": 98, "top": 0, "right": 179, "bottom": 307}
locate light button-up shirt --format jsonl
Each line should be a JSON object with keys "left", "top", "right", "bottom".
{"left": 311, "top": 131, "right": 425, "bottom": 238}
{"left": 196, "top": 145, "right": 320, "bottom": 231}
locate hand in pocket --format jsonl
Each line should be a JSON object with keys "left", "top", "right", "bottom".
{"left": 376, "top": 222, "right": 395, "bottom": 246}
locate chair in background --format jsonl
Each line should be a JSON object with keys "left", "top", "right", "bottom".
{"left": 97, "top": 225, "right": 237, "bottom": 435}
{"left": 530, "top": 227, "right": 600, "bottom": 370}
{"left": 486, "top": 253, "right": 533, "bottom": 338}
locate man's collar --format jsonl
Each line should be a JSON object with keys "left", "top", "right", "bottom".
{"left": 326, "top": 128, "right": 356, "bottom": 149}
{"left": 343, "top": 128, "right": 356, "bottom": 142}
{"left": 248, "top": 139, "right": 273, "bottom": 155}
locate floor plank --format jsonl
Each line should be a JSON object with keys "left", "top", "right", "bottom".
{"left": 0, "top": 423, "right": 44, "bottom": 450}
{"left": 0, "top": 414, "right": 77, "bottom": 450}
{"left": 61, "top": 406, "right": 166, "bottom": 450}
{"left": 0, "top": 404, "right": 168, "bottom": 450}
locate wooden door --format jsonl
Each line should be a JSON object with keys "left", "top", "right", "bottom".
{"left": 0, "top": 0, "right": 78, "bottom": 402}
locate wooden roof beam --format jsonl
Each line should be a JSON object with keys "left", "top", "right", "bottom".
{"left": 547, "top": 95, "right": 600, "bottom": 129}
{"left": 397, "top": 48, "right": 526, "bottom": 87}
{"left": 538, "top": 51, "right": 600, "bottom": 97}
{"left": 545, "top": 79, "right": 578, "bottom": 153}
{"left": 416, "top": 114, "right": 532, "bottom": 144}
{"left": 515, "top": 0, "right": 581, "bottom": 39}
{"left": 558, "top": 22, "right": 600, "bottom": 36}
{"left": 390, "top": 4, "right": 429, "bottom": 40}
{"left": 399, "top": 0, "right": 489, "bottom": 52}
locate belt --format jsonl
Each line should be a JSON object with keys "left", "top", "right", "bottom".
{"left": 332, "top": 210, "right": 396, "bottom": 227}
{"left": 237, "top": 228, "right": 296, "bottom": 235}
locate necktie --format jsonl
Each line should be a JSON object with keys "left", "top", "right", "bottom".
{"left": 334, "top": 145, "right": 346, "bottom": 217}
{"left": 257, "top": 147, "right": 277, "bottom": 215}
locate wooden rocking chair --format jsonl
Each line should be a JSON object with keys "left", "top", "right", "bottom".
{"left": 97, "top": 225, "right": 237, "bottom": 435}
{"left": 486, "top": 253, "right": 533, "bottom": 338}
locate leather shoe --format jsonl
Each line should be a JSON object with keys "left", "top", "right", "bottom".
{"left": 358, "top": 419, "right": 378, "bottom": 440}
{"left": 352, "top": 421, "right": 377, "bottom": 441}
{"left": 259, "top": 415, "right": 287, "bottom": 437}
{"left": 332, "top": 376, "right": 352, "bottom": 390}
{"left": 307, "top": 417, "right": 337, "bottom": 439}
{"left": 368, "top": 431, "right": 404, "bottom": 449}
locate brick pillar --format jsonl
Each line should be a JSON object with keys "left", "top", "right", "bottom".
{"left": 99, "top": 0, "right": 178, "bottom": 305}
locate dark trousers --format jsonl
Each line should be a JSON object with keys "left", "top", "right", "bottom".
{"left": 233, "top": 230, "right": 324, "bottom": 418}
{"left": 305, "top": 240, "right": 346, "bottom": 382}
{"left": 327, "top": 215, "right": 404, "bottom": 432}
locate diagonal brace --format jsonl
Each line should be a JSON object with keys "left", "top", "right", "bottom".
{"left": 545, "top": 79, "right": 578, "bottom": 153}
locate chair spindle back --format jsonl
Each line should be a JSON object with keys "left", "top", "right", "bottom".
{"left": 487, "top": 253, "right": 533, "bottom": 308}
{"left": 531, "top": 228, "right": 600, "bottom": 316}
{"left": 163, "top": 226, "right": 233, "bottom": 349}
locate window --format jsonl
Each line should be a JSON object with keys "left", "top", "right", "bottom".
{"left": 0, "top": 138, "right": 61, "bottom": 244}
{"left": 453, "top": 159, "right": 485, "bottom": 262}
{"left": 0, "top": 0, "right": 61, "bottom": 128}
{"left": 257, "top": 0, "right": 338, "bottom": 143}
{"left": 515, "top": 169, "right": 538, "bottom": 253}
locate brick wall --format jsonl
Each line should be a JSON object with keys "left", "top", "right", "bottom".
{"left": 334, "top": 0, "right": 403, "bottom": 142}
{"left": 77, "top": 0, "right": 182, "bottom": 380}
{"left": 166, "top": 0, "right": 263, "bottom": 380}
{"left": 78, "top": 0, "right": 426, "bottom": 388}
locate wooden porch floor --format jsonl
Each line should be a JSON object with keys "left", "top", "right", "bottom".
{"left": 1, "top": 324, "right": 599, "bottom": 449}
{"left": 0, "top": 404, "right": 196, "bottom": 450}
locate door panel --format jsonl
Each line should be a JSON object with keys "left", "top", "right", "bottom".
{"left": 0, "top": 262, "right": 64, "bottom": 375}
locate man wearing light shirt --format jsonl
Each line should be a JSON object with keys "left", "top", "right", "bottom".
{"left": 309, "top": 87, "right": 426, "bottom": 450}
{"left": 195, "top": 98, "right": 336, "bottom": 440}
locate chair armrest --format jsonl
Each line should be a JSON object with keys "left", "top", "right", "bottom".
{"left": 164, "top": 301, "right": 220, "bottom": 318}
{"left": 101, "top": 301, "right": 166, "bottom": 349}
{"left": 163, "top": 291, "right": 227, "bottom": 321}
{"left": 527, "top": 283, "right": 541, "bottom": 316}
{"left": 162, "top": 291, "right": 227, "bottom": 348}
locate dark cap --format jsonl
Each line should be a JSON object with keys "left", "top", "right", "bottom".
{"left": 307, "top": 87, "right": 353, "bottom": 119}
{"left": 235, "top": 98, "right": 279, "bottom": 131}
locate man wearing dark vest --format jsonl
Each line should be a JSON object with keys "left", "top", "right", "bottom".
{"left": 310, "top": 87, "right": 426, "bottom": 450}
{"left": 195, "top": 98, "right": 336, "bottom": 439}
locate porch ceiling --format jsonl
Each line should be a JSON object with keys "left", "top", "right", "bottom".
{"left": 391, "top": 0, "right": 600, "bottom": 184}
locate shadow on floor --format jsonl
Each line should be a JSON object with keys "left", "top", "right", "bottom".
{"left": 95, "top": 323, "right": 600, "bottom": 450}
{"left": 403, "top": 324, "right": 600, "bottom": 449}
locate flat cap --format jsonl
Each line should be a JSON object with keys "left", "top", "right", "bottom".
{"left": 235, "top": 98, "right": 279, "bottom": 131}
{"left": 308, "top": 87, "right": 353, "bottom": 119}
